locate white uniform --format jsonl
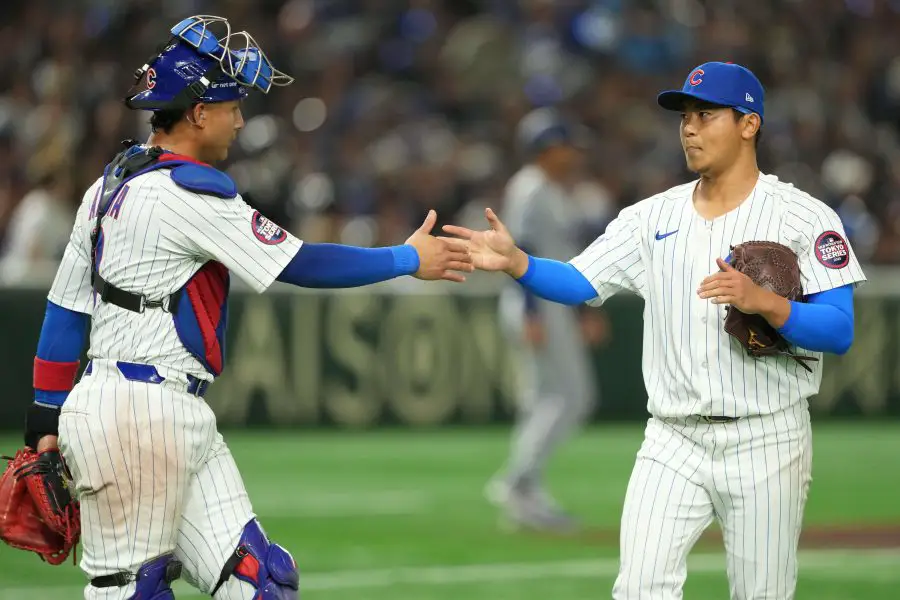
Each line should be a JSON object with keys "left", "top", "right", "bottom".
{"left": 50, "top": 168, "right": 302, "bottom": 599}
{"left": 568, "top": 173, "right": 866, "bottom": 599}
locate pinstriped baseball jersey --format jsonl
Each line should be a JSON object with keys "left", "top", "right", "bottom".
{"left": 47, "top": 170, "right": 302, "bottom": 381}
{"left": 569, "top": 173, "right": 866, "bottom": 418}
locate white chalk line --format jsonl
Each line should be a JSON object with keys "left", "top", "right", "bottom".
{"left": 4, "top": 549, "right": 899, "bottom": 599}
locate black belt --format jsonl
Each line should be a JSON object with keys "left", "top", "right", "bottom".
{"left": 695, "top": 415, "right": 741, "bottom": 424}
{"left": 92, "top": 273, "right": 181, "bottom": 314}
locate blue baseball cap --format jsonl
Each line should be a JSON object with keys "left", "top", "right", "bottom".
{"left": 516, "top": 108, "right": 585, "bottom": 156}
{"left": 657, "top": 62, "right": 765, "bottom": 124}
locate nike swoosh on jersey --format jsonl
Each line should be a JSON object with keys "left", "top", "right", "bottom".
{"left": 655, "top": 230, "right": 678, "bottom": 240}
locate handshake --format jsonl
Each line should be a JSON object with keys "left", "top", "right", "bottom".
{"left": 405, "top": 208, "right": 527, "bottom": 282}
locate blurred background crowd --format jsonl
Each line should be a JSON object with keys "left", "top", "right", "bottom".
{"left": 1, "top": 0, "right": 900, "bottom": 284}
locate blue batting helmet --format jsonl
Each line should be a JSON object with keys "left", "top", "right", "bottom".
{"left": 125, "top": 15, "right": 293, "bottom": 111}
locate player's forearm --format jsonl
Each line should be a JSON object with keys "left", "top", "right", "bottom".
{"left": 27, "top": 301, "right": 88, "bottom": 449}
{"left": 505, "top": 247, "right": 531, "bottom": 279}
{"left": 757, "top": 292, "right": 792, "bottom": 329}
{"left": 516, "top": 245, "right": 541, "bottom": 315}
{"left": 514, "top": 255, "right": 598, "bottom": 305}
{"left": 775, "top": 286, "right": 854, "bottom": 355}
{"left": 33, "top": 301, "right": 89, "bottom": 408}
{"left": 276, "top": 243, "right": 419, "bottom": 288}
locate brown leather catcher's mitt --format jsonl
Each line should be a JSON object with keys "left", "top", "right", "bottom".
{"left": 723, "top": 241, "right": 819, "bottom": 372}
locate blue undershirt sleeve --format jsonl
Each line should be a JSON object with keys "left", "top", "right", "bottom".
{"left": 776, "top": 284, "right": 854, "bottom": 355}
{"left": 516, "top": 255, "right": 599, "bottom": 306}
{"left": 34, "top": 300, "right": 90, "bottom": 407}
{"left": 276, "top": 243, "right": 419, "bottom": 288}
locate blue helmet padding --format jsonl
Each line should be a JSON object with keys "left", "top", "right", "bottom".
{"left": 169, "top": 15, "right": 290, "bottom": 94}
{"left": 171, "top": 16, "right": 223, "bottom": 57}
{"left": 228, "top": 48, "right": 275, "bottom": 94}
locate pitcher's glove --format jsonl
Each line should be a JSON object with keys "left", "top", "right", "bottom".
{"left": 0, "top": 448, "right": 80, "bottom": 565}
{"left": 723, "top": 241, "right": 819, "bottom": 372}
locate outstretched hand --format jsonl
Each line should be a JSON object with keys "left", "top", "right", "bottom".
{"left": 441, "top": 208, "right": 529, "bottom": 277}
{"left": 405, "top": 210, "right": 475, "bottom": 282}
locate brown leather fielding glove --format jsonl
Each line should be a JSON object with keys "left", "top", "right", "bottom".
{"left": 723, "top": 241, "right": 819, "bottom": 372}
{"left": 0, "top": 448, "right": 80, "bottom": 565}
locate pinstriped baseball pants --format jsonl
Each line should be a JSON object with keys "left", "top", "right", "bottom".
{"left": 613, "top": 404, "right": 812, "bottom": 600}
{"left": 58, "top": 359, "right": 259, "bottom": 599}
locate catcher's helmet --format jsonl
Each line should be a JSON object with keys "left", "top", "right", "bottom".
{"left": 125, "top": 15, "right": 293, "bottom": 111}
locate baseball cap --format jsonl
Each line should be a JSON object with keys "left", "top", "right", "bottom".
{"left": 516, "top": 108, "right": 587, "bottom": 156}
{"left": 657, "top": 62, "right": 765, "bottom": 124}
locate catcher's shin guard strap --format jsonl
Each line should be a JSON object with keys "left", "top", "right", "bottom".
{"left": 91, "top": 554, "right": 182, "bottom": 600}
{"left": 24, "top": 404, "right": 61, "bottom": 450}
{"left": 212, "top": 519, "right": 299, "bottom": 598}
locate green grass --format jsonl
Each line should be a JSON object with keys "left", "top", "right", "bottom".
{"left": 1, "top": 422, "right": 899, "bottom": 599}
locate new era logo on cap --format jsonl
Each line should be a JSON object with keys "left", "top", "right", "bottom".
{"left": 656, "top": 61, "right": 765, "bottom": 123}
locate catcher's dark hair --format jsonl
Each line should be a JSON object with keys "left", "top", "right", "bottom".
{"left": 733, "top": 109, "right": 762, "bottom": 148}
{"left": 149, "top": 107, "right": 188, "bottom": 134}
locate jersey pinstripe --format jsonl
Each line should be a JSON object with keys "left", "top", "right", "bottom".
{"left": 47, "top": 170, "right": 303, "bottom": 382}
{"left": 569, "top": 173, "right": 866, "bottom": 418}
{"left": 59, "top": 359, "right": 256, "bottom": 598}
{"left": 51, "top": 164, "right": 301, "bottom": 598}
{"left": 614, "top": 405, "right": 812, "bottom": 598}
{"left": 567, "top": 172, "right": 864, "bottom": 599}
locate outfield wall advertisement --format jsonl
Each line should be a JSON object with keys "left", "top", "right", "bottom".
{"left": 1, "top": 286, "right": 896, "bottom": 429}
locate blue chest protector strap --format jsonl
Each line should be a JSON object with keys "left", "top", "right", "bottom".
{"left": 90, "top": 141, "right": 236, "bottom": 314}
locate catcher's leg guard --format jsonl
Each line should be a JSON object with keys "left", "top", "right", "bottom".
{"left": 212, "top": 519, "right": 299, "bottom": 599}
{"left": 91, "top": 553, "right": 183, "bottom": 599}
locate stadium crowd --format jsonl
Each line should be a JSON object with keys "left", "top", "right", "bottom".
{"left": 1, "top": 0, "right": 899, "bottom": 283}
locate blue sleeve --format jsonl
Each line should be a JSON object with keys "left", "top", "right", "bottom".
{"left": 276, "top": 243, "right": 419, "bottom": 288}
{"left": 34, "top": 300, "right": 90, "bottom": 407}
{"left": 516, "top": 255, "right": 599, "bottom": 305}
{"left": 776, "top": 285, "right": 854, "bottom": 355}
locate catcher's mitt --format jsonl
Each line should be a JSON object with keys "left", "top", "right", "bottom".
{"left": 723, "top": 241, "right": 819, "bottom": 372}
{"left": 0, "top": 448, "right": 80, "bottom": 565}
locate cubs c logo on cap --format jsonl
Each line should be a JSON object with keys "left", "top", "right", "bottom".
{"left": 146, "top": 67, "right": 157, "bottom": 90}
{"left": 689, "top": 69, "right": 704, "bottom": 86}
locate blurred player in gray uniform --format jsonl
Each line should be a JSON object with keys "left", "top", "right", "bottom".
{"left": 487, "top": 108, "right": 602, "bottom": 531}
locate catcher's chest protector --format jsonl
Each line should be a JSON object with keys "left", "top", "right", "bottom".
{"left": 91, "top": 144, "right": 232, "bottom": 376}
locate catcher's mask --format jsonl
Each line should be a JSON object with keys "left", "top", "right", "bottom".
{"left": 125, "top": 15, "right": 294, "bottom": 111}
